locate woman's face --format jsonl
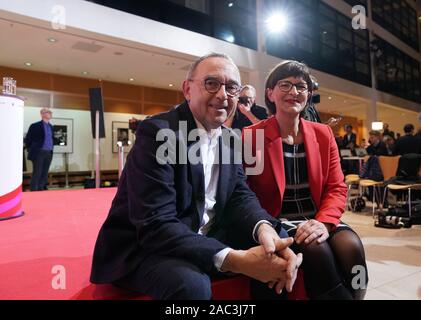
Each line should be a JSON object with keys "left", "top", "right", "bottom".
{"left": 267, "top": 76, "right": 309, "bottom": 116}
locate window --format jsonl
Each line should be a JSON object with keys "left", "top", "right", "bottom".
{"left": 167, "top": 0, "right": 210, "bottom": 14}
{"left": 371, "top": 0, "right": 419, "bottom": 51}
{"left": 374, "top": 35, "right": 421, "bottom": 103}
{"left": 265, "top": 0, "right": 372, "bottom": 87}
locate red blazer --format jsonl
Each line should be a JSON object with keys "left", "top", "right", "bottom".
{"left": 243, "top": 116, "right": 347, "bottom": 226}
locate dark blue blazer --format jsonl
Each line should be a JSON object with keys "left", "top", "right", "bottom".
{"left": 25, "top": 120, "right": 53, "bottom": 161}
{"left": 90, "top": 101, "right": 281, "bottom": 283}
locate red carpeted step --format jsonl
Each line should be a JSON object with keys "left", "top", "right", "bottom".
{"left": 0, "top": 188, "right": 307, "bottom": 300}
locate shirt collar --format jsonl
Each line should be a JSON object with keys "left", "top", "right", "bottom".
{"left": 192, "top": 116, "right": 222, "bottom": 141}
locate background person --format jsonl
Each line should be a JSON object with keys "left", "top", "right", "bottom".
{"left": 25, "top": 107, "right": 54, "bottom": 191}
{"left": 224, "top": 85, "right": 268, "bottom": 131}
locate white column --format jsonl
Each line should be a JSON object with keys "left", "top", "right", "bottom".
{"left": 0, "top": 95, "right": 25, "bottom": 220}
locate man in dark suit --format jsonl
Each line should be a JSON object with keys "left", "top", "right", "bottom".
{"left": 90, "top": 53, "right": 302, "bottom": 300}
{"left": 366, "top": 130, "right": 388, "bottom": 156}
{"left": 342, "top": 124, "right": 357, "bottom": 150}
{"left": 394, "top": 124, "right": 421, "bottom": 155}
{"left": 226, "top": 85, "right": 268, "bottom": 131}
{"left": 25, "top": 108, "right": 54, "bottom": 191}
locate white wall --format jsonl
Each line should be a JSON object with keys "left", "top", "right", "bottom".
{"left": 24, "top": 106, "right": 147, "bottom": 173}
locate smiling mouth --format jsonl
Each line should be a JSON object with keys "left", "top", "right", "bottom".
{"left": 284, "top": 99, "right": 300, "bottom": 104}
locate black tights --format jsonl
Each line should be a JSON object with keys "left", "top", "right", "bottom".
{"left": 292, "top": 228, "right": 368, "bottom": 300}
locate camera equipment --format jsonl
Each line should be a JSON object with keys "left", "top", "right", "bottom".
{"left": 238, "top": 96, "right": 250, "bottom": 105}
{"left": 302, "top": 76, "right": 322, "bottom": 123}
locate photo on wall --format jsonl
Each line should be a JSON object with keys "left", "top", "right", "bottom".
{"left": 112, "top": 121, "right": 135, "bottom": 153}
{"left": 52, "top": 118, "right": 73, "bottom": 154}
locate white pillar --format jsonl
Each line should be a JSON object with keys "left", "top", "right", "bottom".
{"left": 0, "top": 95, "right": 25, "bottom": 220}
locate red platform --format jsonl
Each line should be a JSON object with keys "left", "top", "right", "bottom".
{"left": 0, "top": 188, "right": 306, "bottom": 300}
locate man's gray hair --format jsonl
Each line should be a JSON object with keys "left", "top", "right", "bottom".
{"left": 240, "top": 85, "right": 256, "bottom": 97}
{"left": 186, "top": 52, "right": 239, "bottom": 80}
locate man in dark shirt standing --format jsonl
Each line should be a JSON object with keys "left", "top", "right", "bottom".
{"left": 382, "top": 123, "right": 395, "bottom": 140}
{"left": 25, "top": 108, "right": 54, "bottom": 191}
{"left": 394, "top": 124, "right": 421, "bottom": 155}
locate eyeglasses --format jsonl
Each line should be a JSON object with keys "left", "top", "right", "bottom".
{"left": 276, "top": 81, "right": 309, "bottom": 94}
{"left": 189, "top": 77, "right": 241, "bottom": 97}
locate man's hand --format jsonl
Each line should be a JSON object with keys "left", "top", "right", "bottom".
{"left": 257, "top": 223, "right": 290, "bottom": 255}
{"left": 257, "top": 223, "right": 303, "bottom": 293}
{"left": 238, "top": 102, "right": 252, "bottom": 113}
{"left": 295, "top": 219, "right": 331, "bottom": 245}
{"left": 221, "top": 244, "right": 292, "bottom": 284}
{"left": 268, "top": 248, "right": 303, "bottom": 293}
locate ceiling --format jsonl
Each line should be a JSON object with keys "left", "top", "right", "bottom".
{"left": 0, "top": 15, "right": 415, "bottom": 123}
{"left": 0, "top": 17, "right": 195, "bottom": 91}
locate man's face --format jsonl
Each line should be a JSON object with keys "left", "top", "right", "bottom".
{"left": 239, "top": 89, "right": 256, "bottom": 106}
{"left": 369, "top": 134, "right": 379, "bottom": 145}
{"left": 183, "top": 57, "right": 241, "bottom": 130}
{"left": 41, "top": 110, "right": 52, "bottom": 121}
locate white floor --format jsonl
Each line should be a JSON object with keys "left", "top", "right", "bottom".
{"left": 342, "top": 210, "right": 421, "bottom": 300}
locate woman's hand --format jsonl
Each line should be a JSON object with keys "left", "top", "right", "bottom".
{"left": 295, "top": 219, "right": 331, "bottom": 245}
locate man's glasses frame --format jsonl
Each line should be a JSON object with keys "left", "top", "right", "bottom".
{"left": 189, "top": 77, "right": 241, "bottom": 97}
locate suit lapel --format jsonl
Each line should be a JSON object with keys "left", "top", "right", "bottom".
{"left": 177, "top": 102, "right": 205, "bottom": 225}
{"left": 214, "top": 134, "right": 231, "bottom": 216}
{"left": 301, "top": 119, "right": 322, "bottom": 209}
{"left": 265, "top": 117, "right": 285, "bottom": 202}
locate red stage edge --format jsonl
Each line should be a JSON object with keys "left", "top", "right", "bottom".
{"left": 0, "top": 210, "right": 25, "bottom": 221}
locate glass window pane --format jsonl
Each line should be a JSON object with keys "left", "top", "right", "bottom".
{"left": 338, "top": 27, "right": 352, "bottom": 42}
{"left": 356, "top": 61, "right": 369, "bottom": 75}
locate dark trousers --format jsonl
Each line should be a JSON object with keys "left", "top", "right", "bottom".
{"left": 30, "top": 150, "right": 53, "bottom": 191}
{"left": 113, "top": 228, "right": 290, "bottom": 300}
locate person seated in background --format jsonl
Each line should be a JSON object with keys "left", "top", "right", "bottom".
{"left": 384, "top": 135, "right": 395, "bottom": 156}
{"left": 393, "top": 124, "right": 421, "bottom": 155}
{"left": 90, "top": 53, "right": 302, "bottom": 300}
{"left": 224, "top": 84, "right": 268, "bottom": 131}
{"left": 366, "top": 130, "right": 388, "bottom": 156}
{"left": 243, "top": 60, "right": 368, "bottom": 300}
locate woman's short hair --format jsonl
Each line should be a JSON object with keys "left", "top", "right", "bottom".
{"left": 265, "top": 60, "right": 312, "bottom": 115}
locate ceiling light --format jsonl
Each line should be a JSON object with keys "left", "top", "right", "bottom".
{"left": 371, "top": 122, "right": 383, "bottom": 130}
{"left": 24, "top": 62, "right": 32, "bottom": 67}
{"left": 228, "top": 2, "right": 233, "bottom": 7}
{"left": 129, "top": 78, "right": 135, "bottom": 82}
{"left": 266, "top": 12, "right": 289, "bottom": 33}
{"left": 47, "top": 37, "right": 57, "bottom": 43}
{"left": 169, "top": 84, "right": 174, "bottom": 87}
{"left": 328, "top": 96, "right": 332, "bottom": 100}
{"left": 82, "top": 71, "right": 89, "bottom": 75}
{"left": 225, "top": 35, "right": 235, "bottom": 43}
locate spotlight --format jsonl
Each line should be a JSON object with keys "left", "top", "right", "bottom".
{"left": 265, "top": 12, "right": 288, "bottom": 33}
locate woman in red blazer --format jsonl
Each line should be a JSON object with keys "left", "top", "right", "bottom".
{"left": 243, "top": 60, "right": 367, "bottom": 300}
